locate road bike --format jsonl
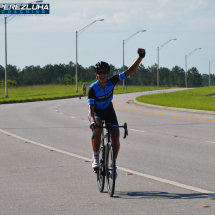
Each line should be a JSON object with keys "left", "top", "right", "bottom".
{"left": 83, "top": 89, "right": 86, "bottom": 97}
{"left": 92, "top": 122, "right": 128, "bottom": 197}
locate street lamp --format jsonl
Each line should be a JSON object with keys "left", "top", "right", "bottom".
{"left": 209, "top": 59, "right": 215, "bottom": 86}
{"left": 185, "top": 48, "right": 201, "bottom": 88}
{"left": 123, "top": 30, "right": 146, "bottom": 89}
{"left": 157, "top": 38, "right": 177, "bottom": 87}
{"left": 75, "top": 19, "right": 104, "bottom": 93}
{"left": 4, "top": 0, "right": 43, "bottom": 99}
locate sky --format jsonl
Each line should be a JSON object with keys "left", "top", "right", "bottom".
{"left": 0, "top": 0, "right": 214, "bottom": 75}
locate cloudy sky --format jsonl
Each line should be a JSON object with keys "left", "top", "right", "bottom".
{"left": 0, "top": 0, "right": 214, "bottom": 75}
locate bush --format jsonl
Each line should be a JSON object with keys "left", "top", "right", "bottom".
{"left": 57, "top": 74, "right": 75, "bottom": 85}
{"left": 0, "top": 80, "right": 18, "bottom": 87}
{"left": 0, "top": 80, "right": 4, "bottom": 87}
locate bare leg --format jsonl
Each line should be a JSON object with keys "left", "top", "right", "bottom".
{"left": 91, "top": 118, "right": 102, "bottom": 152}
{"left": 110, "top": 128, "right": 120, "bottom": 158}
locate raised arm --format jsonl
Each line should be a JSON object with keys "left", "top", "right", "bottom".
{"left": 124, "top": 48, "right": 145, "bottom": 77}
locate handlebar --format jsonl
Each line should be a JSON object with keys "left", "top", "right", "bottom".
{"left": 91, "top": 123, "right": 128, "bottom": 140}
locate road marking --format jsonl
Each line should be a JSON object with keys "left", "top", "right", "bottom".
{"left": 129, "top": 129, "right": 145, "bottom": 133}
{"left": 70, "top": 116, "right": 76, "bottom": 118}
{"left": 0, "top": 129, "right": 90, "bottom": 161}
{"left": 205, "top": 141, "right": 215, "bottom": 144}
{"left": 1, "top": 128, "right": 214, "bottom": 196}
{"left": 118, "top": 166, "right": 215, "bottom": 196}
{"left": 113, "top": 101, "right": 215, "bottom": 122}
{"left": 60, "top": 113, "right": 63, "bottom": 115}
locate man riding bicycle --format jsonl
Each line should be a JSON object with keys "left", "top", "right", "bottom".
{"left": 88, "top": 48, "right": 146, "bottom": 179}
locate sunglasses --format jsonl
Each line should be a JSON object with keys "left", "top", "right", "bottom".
{"left": 96, "top": 70, "right": 109, "bottom": 75}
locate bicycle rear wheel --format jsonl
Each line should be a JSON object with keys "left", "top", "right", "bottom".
{"left": 105, "top": 143, "right": 116, "bottom": 197}
{"left": 97, "top": 145, "right": 105, "bottom": 192}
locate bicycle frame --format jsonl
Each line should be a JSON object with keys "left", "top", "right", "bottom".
{"left": 91, "top": 122, "right": 128, "bottom": 196}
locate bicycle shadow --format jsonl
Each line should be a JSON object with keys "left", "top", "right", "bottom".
{"left": 113, "top": 191, "right": 214, "bottom": 199}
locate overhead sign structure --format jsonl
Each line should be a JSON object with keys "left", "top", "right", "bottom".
{"left": 0, "top": 3, "right": 50, "bottom": 15}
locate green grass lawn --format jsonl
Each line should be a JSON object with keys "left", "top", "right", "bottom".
{"left": 0, "top": 84, "right": 172, "bottom": 104}
{"left": 136, "top": 86, "right": 215, "bottom": 111}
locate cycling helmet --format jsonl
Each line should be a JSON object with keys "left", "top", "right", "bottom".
{"left": 94, "top": 61, "right": 110, "bottom": 73}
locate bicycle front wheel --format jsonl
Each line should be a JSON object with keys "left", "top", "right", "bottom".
{"left": 97, "top": 145, "right": 105, "bottom": 192}
{"left": 105, "top": 143, "right": 116, "bottom": 197}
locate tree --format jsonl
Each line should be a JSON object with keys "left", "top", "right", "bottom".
{"left": 187, "top": 67, "right": 202, "bottom": 87}
{"left": 0, "top": 65, "right": 4, "bottom": 80}
{"left": 147, "top": 64, "right": 157, "bottom": 86}
{"left": 169, "top": 66, "right": 185, "bottom": 87}
{"left": 202, "top": 74, "right": 209, "bottom": 86}
{"left": 159, "top": 67, "right": 170, "bottom": 86}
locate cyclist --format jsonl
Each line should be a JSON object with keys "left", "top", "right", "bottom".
{"left": 82, "top": 83, "right": 86, "bottom": 96}
{"left": 88, "top": 48, "right": 146, "bottom": 179}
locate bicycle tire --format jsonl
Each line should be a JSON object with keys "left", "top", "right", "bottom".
{"left": 105, "top": 143, "right": 116, "bottom": 197}
{"left": 97, "top": 145, "right": 105, "bottom": 192}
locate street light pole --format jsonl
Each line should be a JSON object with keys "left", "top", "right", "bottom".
{"left": 157, "top": 47, "right": 159, "bottom": 88}
{"left": 185, "top": 55, "right": 187, "bottom": 88}
{"left": 209, "top": 59, "right": 215, "bottom": 86}
{"left": 157, "top": 38, "right": 177, "bottom": 87}
{"left": 4, "top": 0, "right": 43, "bottom": 99}
{"left": 184, "top": 48, "right": 201, "bottom": 88}
{"left": 75, "top": 19, "right": 104, "bottom": 93}
{"left": 123, "top": 40, "right": 124, "bottom": 81}
{"left": 4, "top": 14, "right": 15, "bottom": 99}
{"left": 76, "top": 31, "right": 78, "bottom": 92}
{"left": 123, "top": 30, "right": 146, "bottom": 89}
{"left": 5, "top": 17, "right": 8, "bottom": 98}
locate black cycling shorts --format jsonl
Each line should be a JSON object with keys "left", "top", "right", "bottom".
{"left": 88, "top": 106, "right": 119, "bottom": 128}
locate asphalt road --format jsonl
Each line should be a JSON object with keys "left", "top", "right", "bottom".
{"left": 0, "top": 88, "right": 215, "bottom": 215}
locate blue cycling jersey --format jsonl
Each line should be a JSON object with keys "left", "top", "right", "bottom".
{"left": 87, "top": 72, "right": 126, "bottom": 111}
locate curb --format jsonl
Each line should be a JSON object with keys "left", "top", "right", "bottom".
{"left": 134, "top": 99, "right": 215, "bottom": 116}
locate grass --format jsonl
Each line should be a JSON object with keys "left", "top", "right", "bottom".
{"left": 0, "top": 85, "right": 80, "bottom": 103}
{"left": 136, "top": 86, "right": 215, "bottom": 111}
{"left": 0, "top": 84, "right": 172, "bottom": 104}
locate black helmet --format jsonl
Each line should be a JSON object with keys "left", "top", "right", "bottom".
{"left": 94, "top": 61, "right": 110, "bottom": 72}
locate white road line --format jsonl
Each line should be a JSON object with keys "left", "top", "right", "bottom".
{"left": 118, "top": 167, "right": 215, "bottom": 196}
{"left": 129, "top": 129, "right": 146, "bottom": 133}
{"left": 0, "top": 129, "right": 90, "bottom": 161}
{"left": 70, "top": 116, "right": 76, "bottom": 118}
{"left": 205, "top": 141, "right": 215, "bottom": 144}
{"left": 1, "top": 128, "right": 214, "bottom": 196}
{"left": 60, "top": 113, "right": 63, "bottom": 115}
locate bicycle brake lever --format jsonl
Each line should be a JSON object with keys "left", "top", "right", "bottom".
{"left": 123, "top": 123, "right": 128, "bottom": 139}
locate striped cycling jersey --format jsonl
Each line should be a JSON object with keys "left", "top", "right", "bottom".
{"left": 87, "top": 72, "right": 126, "bottom": 111}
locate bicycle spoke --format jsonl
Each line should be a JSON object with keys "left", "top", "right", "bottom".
{"left": 105, "top": 144, "right": 115, "bottom": 197}
{"left": 97, "top": 146, "right": 105, "bottom": 192}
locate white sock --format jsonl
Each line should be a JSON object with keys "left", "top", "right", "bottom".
{"left": 92, "top": 152, "right": 99, "bottom": 159}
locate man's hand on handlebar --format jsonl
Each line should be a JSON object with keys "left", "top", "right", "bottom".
{"left": 90, "top": 122, "right": 97, "bottom": 131}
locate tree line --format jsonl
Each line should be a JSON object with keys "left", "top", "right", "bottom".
{"left": 0, "top": 62, "right": 214, "bottom": 87}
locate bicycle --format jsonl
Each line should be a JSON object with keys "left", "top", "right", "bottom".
{"left": 83, "top": 89, "right": 86, "bottom": 97}
{"left": 91, "top": 122, "right": 128, "bottom": 197}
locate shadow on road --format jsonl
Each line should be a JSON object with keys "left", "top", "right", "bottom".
{"left": 114, "top": 191, "right": 213, "bottom": 199}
